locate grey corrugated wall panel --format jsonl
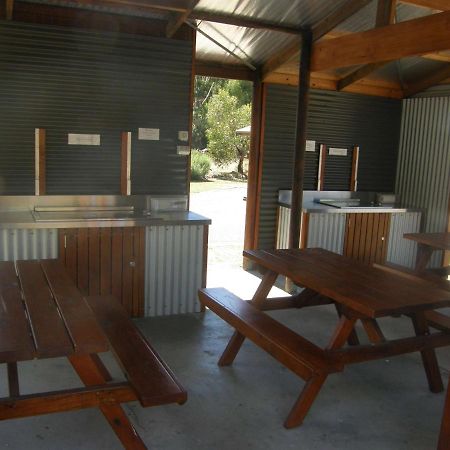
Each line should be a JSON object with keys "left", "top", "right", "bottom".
{"left": 145, "top": 224, "right": 204, "bottom": 316}
{"left": 0, "top": 228, "right": 58, "bottom": 260}
{"left": 0, "top": 21, "right": 192, "bottom": 195}
{"left": 306, "top": 213, "right": 346, "bottom": 254}
{"left": 396, "top": 97, "right": 450, "bottom": 268}
{"left": 386, "top": 212, "right": 421, "bottom": 269}
{"left": 276, "top": 207, "right": 346, "bottom": 254}
{"left": 258, "top": 85, "right": 402, "bottom": 249}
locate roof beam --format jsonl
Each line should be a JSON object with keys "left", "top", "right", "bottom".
{"left": 166, "top": 0, "right": 199, "bottom": 37}
{"left": 190, "top": 11, "right": 303, "bottom": 35}
{"left": 404, "top": 64, "right": 450, "bottom": 96}
{"left": 337, "top": 0, "right": 396, "bottom": 90}
{"left": 194, "top": 61, "right": 256, "bottom": 81}
{"left": 262, "top": 0, "right": 372, "bottom": 78}
{"left": 311, "top": 11, "right": 450, "bottom": 71}
{"left": 399, "top": 0, "right": 450, "bottom": 10}
{"left": 61, "top": 0, "right": 190, "bottom": 14}
{"left": 5, "top": 0, "right": 13, "bottom": 20}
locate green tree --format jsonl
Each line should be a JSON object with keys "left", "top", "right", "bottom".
{"left": 192, "top": 76, "right": 227, "bottom": 150}
{"left": 206, "top": 88, "right": 251, "bottom": 176}
{"left": 225, "top": 79, "right": 252, "bottom": 107}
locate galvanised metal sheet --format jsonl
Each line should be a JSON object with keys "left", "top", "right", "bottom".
{"left": 0, "top": 228, "right": 58, "bottom": 261}
{"left": 145, "top": 224, "right": 204, "bottom": 316}
{"left": 386, "top": 212, "right": 421, "bottom": 269}
{"left": 258, "top": 84, "right": 401, "bottom": 249}
{"left": 306, "top": 213, "right": 346, "bottom": 254}
{"left": 276, "top": 206, "right": 290, "bottom": 249}
{"left": 0, "top": 21, "right": 192, "bottom": 195}
{"left": 396, "top": 97, "right": 450, "bottom": 268}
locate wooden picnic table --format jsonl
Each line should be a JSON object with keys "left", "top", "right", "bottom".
{"left": 0, "top": 259, "right": 186, "bottom": 449}
{"left": 404, "top": 232, "right": 450, "bottom": 272}
{"left": 199, "top": 247, "right": 450, "bottom": 445}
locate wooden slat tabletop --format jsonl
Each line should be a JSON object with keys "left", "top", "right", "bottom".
{"left": 404, "top": 232, "right": 450, "bottom": 251}
{"left": 0, "top": 262, "right": 35, "bottom": 363}
{"left": 244, "top": 248, "right": 450, "bottom": 318}
{"left": 0, "top": 259, "right": 109, "bottom": 364}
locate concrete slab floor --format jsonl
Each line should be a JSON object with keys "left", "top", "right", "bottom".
{"left": 0, "top": 306, "right": 449, "bottom": 450}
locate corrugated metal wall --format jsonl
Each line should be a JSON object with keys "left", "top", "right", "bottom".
{"left": 396, "top": 97, "right": 450, "bottom": 267}
{"left": 0, "top": 228, "right": 58, "bottom": 260}
{"left": 258, "top": 85, "right": 402, "bottom": 249}
{"left": 145, "top": 224, "right": 204, "bottom": 316}
{"left": 386, "top": 212, "right": 421, "bottom": 268}
{"left": 306, "top": 213, "right": 346, "bottom": 253}
{"left": 0, "top": 21, "right": 192, "bottom": 195}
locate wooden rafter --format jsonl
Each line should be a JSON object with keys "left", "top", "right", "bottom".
{"left": 404, "top": 64, "right": 450, "bottom": 96}
{"left": 166, "top": 0, "right": 200, "bottom": 37}
{"left": 190, "top": 11, "right": 303, "bottom": 35}
{"left": 399, "top": 0, "right": 450, "bottom": 10}
{"left": 54, "top": 0, "right": 190, "bottom": 14}
{"left": 311, "top": 11, "right": 450, "bottom": 72}
{"left": 337, "top": 0, "right": 396, "bottom": 91}
{"left": 262, "top": 0, "right": 372, "bottom": 78}
{"left": 6, "top": 0, "right": 13, "bottom": 20}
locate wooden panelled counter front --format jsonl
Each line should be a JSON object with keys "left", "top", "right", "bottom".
{"left": 58, "top": 227, "right": 145, "bottom": 317}
{"left": 276, "top": 206, "right": 422, "bottom": 268}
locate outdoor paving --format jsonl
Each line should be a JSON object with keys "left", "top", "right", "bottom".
{"left": 189, "top": 181, "right": 285, "bottom": 298}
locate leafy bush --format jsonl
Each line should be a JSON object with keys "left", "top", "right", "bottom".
{"left": 191, "top": 150, "right": 212, "bottom": 181}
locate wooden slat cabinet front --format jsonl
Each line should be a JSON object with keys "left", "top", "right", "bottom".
{"left": 58, "top": 227, "right": 145, "bottom": 317}
{"left": 343, "top": 213, "right": 391, "bottom": 265}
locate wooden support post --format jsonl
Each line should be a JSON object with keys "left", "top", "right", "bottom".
{"left": 317, "top": 144, "right": 326, "bottom": 191}
{"left": 289, "top": 29, "right": 312, "bottom": 249}
{"left": 35, "top": 128, "right": 46, "bottom": 195}
{"left": 244, "top": 70, "right": 263, "bottom": 253}
{"left": 120, "top": 132, "right": 131, "bottom": 195}
{"left": 350, "top": 145, "right": 360, "bottom": 191}
{"left": 5, "top": 0, "right": 13, "bottom": 20}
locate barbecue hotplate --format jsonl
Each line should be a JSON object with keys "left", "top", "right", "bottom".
{"left": 317, "top": 199, "right": 391, "bottom": 209}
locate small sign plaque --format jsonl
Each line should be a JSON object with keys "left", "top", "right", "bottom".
{"left": 138, "top": 128, "right": 160, "bottom": 141}
{"left": 329, "top": 147, "right": 348, "bottom": 156}
{"left": 178, "top": 131, "right": 189, "bottom": 142}
{"left": 305, "top": 140, "right": 316, "bottom": 152}
{"left": 177, "top": 146, "right": 190, "bottom": 155}
{"left": 68, "top": 134, "right": 101, "bottom": 146}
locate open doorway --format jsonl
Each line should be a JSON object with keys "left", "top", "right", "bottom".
{"left": 189, "top": 75, "right": 284, "bottom": 299}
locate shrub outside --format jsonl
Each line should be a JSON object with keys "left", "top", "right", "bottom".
{"left": 191, "top": 150, "right": 212, "bottom": 181}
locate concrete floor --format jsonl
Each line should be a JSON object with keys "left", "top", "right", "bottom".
{"left": 1, "top": 305, "right": 449, "bottom": 450}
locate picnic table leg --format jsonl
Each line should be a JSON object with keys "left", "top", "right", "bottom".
{"left": 361, "top": 318, "right": 386, "bottom": 343}
{"left": 284, "top": 315, "right": 357, "bottom": 429}
{"left": 438, "top": 379, "right": 450, "bottom": 450}
{"left": 218, "top": 270, "right": 278, "bottom": 367}
{"left": 411, "top": 312, "right": 444, "bottom": 393}
{"left": 335, "top": 304, "right": 360, "bottom": 346}
{"left": 415, "top": 243, "right": 434, "bottom": 272}
{"left": 69, "top": 354, "right": 147, "bottom": 450}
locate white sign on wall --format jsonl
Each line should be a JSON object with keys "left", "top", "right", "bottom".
{"left": 68, "top": 134, "right": 101, "bottom": 146}
{"left": 177, "top": 146, "right": 190, "bottom": 155}
{"left": 178, "top": 131, "right": 189, "bottom": 142}
{"left": 305, "top": 140, "right": 316, "bottom": 152}
{"left": 138, "top": 128, "right": 160, "bottom": 140}
{"left": 329, "top": 147, "right": 348, "bottom": 156}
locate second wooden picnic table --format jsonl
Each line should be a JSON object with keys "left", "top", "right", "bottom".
{"left": 199, "top": 248, "right": 450, "bottom": 435}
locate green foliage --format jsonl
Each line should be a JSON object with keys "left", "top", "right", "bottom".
{"left": 190, "top": 150, "right": 212, "bottom": 181}
{"left": 206, "top": 89, "right": 251, "bottom": 172}
{"left": 192, "top": 77, "right": 252, "bottom": 150}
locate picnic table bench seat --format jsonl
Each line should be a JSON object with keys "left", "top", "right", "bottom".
{"left": 87, "top": 295, "right": 187, "bottom": 408}
{"left": 198, "top": 287, "right": 342, "bottom": 380}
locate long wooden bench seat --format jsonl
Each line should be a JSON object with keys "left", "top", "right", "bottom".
{"left": 198, "top": 288, "right": 342, "bottom": 380}
{"left": 86, "top": 295, "right": 187, "bottom": 407}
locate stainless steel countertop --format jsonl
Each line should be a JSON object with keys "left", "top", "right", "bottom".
{"left": 0, "top": 210, "right": 211, "bottom": 229}
{"left": 278, "top": 201, "right": 418, "bottom": 214}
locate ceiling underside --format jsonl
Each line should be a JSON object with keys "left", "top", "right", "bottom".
{"left": 9, "top": 0, "right": 450, "bottom": 98}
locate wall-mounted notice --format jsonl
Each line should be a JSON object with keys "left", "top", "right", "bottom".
{"left": 329, "top": 147, "right": 348, "bottom": 156}
{"left": 306, "top": 140, "right": 316, "bottom": 152}
{"left": 68, "top": 134, "right": 101, "bottom": 146}
{"left": 178, "top": 131, "right": 189, "bottom": 142}
{"left": 177, "top": 146, "right": 190, "bottom": 155}
{"left": 138, "top": 128, "right": 160, "bottom": 141}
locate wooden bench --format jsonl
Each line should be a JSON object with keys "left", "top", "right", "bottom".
{"left": 198, "top": 288, "right": 340, "bottom": 380}
{"left": 87, "top": 295, "right": 187, "bottom": 408}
